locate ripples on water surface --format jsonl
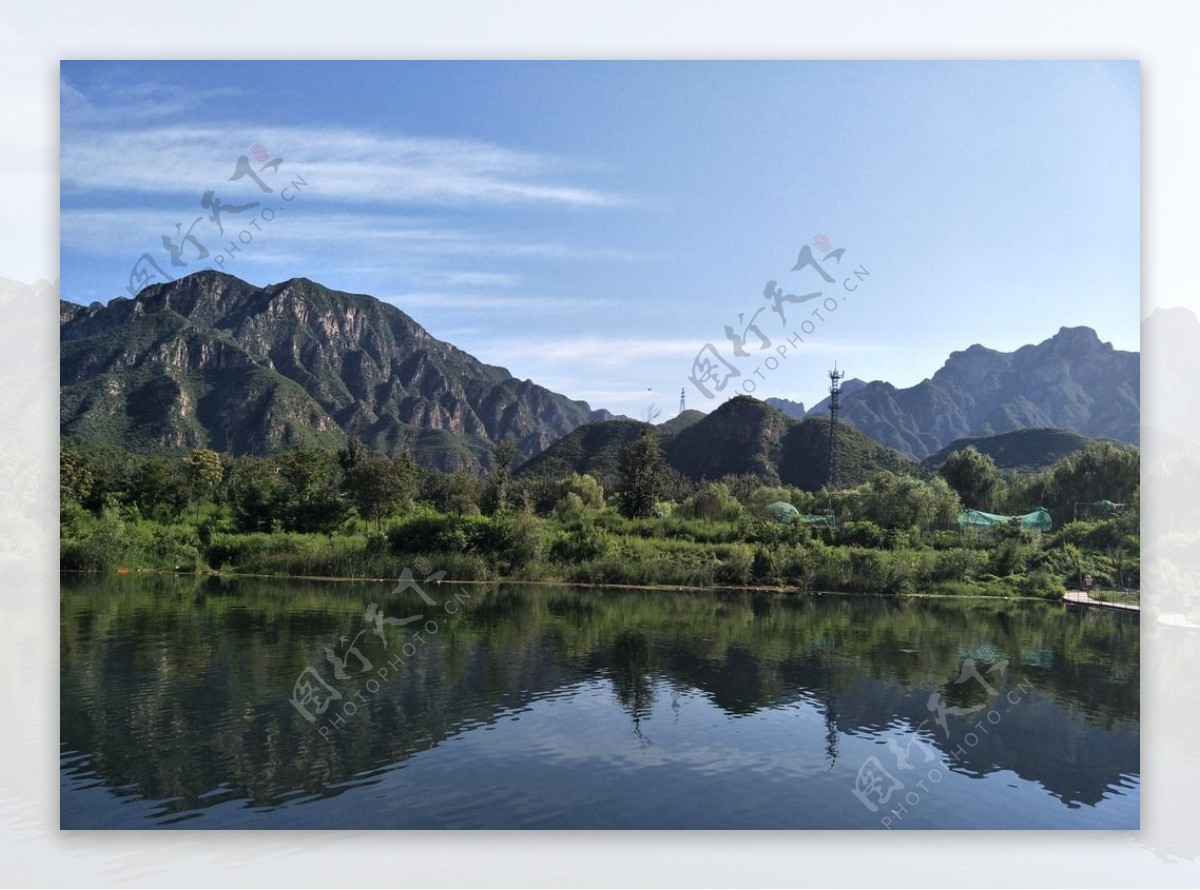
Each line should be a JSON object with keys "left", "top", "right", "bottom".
{"left": 60, "top": 575, "right": 1139, "bottom": 829}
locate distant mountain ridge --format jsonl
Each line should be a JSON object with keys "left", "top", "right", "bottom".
{"left": 518, "top": 396, "right": 918, "bottom": 491}
{"left": 60, "top": 272, "right": 613, "bottom": 470}
{"left": 764, "top": 397, "right": 807, "bottom": 420}
{"left": 60, "top": 273, "right": 1140, "bottom": 477}
{"left": 923, "top": 428, "right": 1104, "bottom": 471}
{"left": 801, "top": 327, "right": 1138, "bottom": 458}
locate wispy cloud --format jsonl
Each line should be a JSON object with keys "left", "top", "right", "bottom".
{"left": 419, "top": 271, "right": 521, "bottom": 288}
{"left": 60, "top": 75, "right": 246, "bottom": 127}
{"left": 61, "top": 97, "right": 630, "bottom": 209}
{"left": 465, "top": 334, "right": 707, "bottom": 367}
{"left": 383, "top": 293, "right": 616, "bottom": 313}
{"left": 60, "top": 207, "right": 643, "bottom": 268}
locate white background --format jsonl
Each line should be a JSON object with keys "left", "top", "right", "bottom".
{"left": 2, "top": 1, "right": 1197, "bottom": 886}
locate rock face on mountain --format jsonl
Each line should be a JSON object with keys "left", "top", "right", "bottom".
{"left": 803, "top": 328, "right": 1139, "bottom": 459}
{"left": 764, "top": 397, "right": 807, "bottom": 420}
{"left": 60, "top": 272, "right": 612, "bottom": 470}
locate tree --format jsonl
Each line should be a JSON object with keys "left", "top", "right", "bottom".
{"left": 939, "top": 446, "right": 1003, "bottom": 512}
{"left": 60, "top": 442, "right": 94, "bottom": 505}
{"left": 483, "top": 441, "right": 521, "bottom": 515}
{"left": 677, "top": 482, "right": 743, "bottom": 522}
{"left": 421, "top": 468, "right": 482, "bottom": 517}
{"left": 131, "top": 458, "right": 190, "bottom": 521}
{"left": 227, "top": 457, "right": 286, "bottom": 532}
{"left": 345, "top": 454, "right": 417, "bottom": 532}
{"left": 337, "top": 435, "right": 367, "bottom": 476}
{"left": 616, "top": 431, "right": 666, "bottom": 518}
{"left": 182, "top": 448, "right": 224, "bottom": 521}
{"left": 860, "top": 472, "right": 961, "bottom": 533}
{"left": 1049, "top": 442, "right": 1140, "bottom": 520}
{"left": 277, "top": 447, "right": 351, "bottom": 533}
{"left": 557, "top": 473, "right": 606, "bottom": 511}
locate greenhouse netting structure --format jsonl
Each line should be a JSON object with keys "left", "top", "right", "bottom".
{"left": 957, "top": 507, "right": 1052, "bottom": 533}
{"left": 762, "top": 502, "right": 836, "bottom": 528}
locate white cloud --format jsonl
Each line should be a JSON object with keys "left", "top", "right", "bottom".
{"left": 60, "top": 206, "right": 641, "bottom": 264}
{"left": 467, "top": 334, "right": 710, "bottom": 367}
{"left": 384, "top": 293, "right": 615, "bottom": 313}
{"left": 421, "top": 271, "right": 521, "bottom": 288}
{"left": 60, "top": 74, "right": 245, "bottom": 127}
{"left": 61, "top": 115, "right": 630, "bottom": 209}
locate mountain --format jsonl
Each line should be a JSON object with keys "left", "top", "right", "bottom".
{"left": 514, "top": 419, "right": 652, "bottom": 487}
{"left": 923, "top": 428, "right": 1101, "bottom": 472}
{"left": 657, "top": 408, "right": 705, "bottom": 436}
{"left": 60, "top": 272, "right": 613, "bottom": 470}
{"left": 764, "top": 397, "right": 807, "bottom": 420}
{"left": 666, "top": 396, "right": 917, "bottom": 489}
{"left": 803, "top": 328, "right": 1138, "bottom": 459}
{"left": 800, "top": 378, "right": 868, "bottom": 417}
{"left": 519, "top": 396, "right": 919, "bottom": 491}
{"left": 514, "top": 410, "right": 707, "bottom": 488}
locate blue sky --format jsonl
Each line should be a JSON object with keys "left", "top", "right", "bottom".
{"left": 60, "top": 61, "right": 1139, "bottom": 418}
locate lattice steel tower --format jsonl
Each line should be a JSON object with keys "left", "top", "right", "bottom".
{"left": 679, "top": 387, "right": 686, "bottom": 415}
{"left": 828, "top": 363, "right": 845, "bottom": 493}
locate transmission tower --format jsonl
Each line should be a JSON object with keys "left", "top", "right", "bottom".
{"left": 828, "top": 363, "right": 845, "bottom": 497}
{"left": 679, "top": 387, "right": 686, "bottom": 414}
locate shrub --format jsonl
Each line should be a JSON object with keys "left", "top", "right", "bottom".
{"left": 932, "top": 548, "right": 989, "bottom": 582}
{"left": 61, "top": 509, "right": 139, "bottom": 572}
{"left": 150, "top": 524, "right": 204, "bottom": 572}
{"left": 714, "top": 543, "right": 754, "bottom": 585}
{"left": 549, "top": 521, "right": 612, "bottom": 563}
{"left": 676, "top": 483, "right": 744, "bottom": 523}
{"left": 1021, "top": 568, "right": 1066, "bottom": 599}
{"left": 836, "top": 520, "right": 888, "bottom": 550}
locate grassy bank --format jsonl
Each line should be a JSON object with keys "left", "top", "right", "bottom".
{"left": 60, "top": 437, "right": 1139, "bottom": 600}
{"left": 60, "top": 503, "right": 1136, "bottom": 601}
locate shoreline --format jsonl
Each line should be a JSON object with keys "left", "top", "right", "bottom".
{"left": 60, "top": 567, "right": 1090, "bottom": 606}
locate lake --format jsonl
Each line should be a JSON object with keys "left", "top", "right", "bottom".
{"left": 60, "top": 574, "right": 1139, "bottom": 829}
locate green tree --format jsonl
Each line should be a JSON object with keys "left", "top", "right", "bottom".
{"left": 859, "top": 472, "right": 961, "bottom": 533}
{"left": 336, "top": 435, "right": 367, "bottom": 476}
{"left": 131, "top": 458, "right": 190, "bottom": 522}
{"left": 278, "top": 447, "right": 351, "bottom": 533}
{"left": 678, "top": 482, "right": 743, "bottom": 522}
{"left": 617, "top": 431, "right": 666, "bottom": 519}
{"left": 227, "top": 457, "right": 285, "bottom": 532}
{"left": 557, "top": 473, "right": 606, "bottom": 512}
{"left": 421, "top": 468, "right": 482, "bottom": 517}
{"left": 346, "top": 453, "right": 418, "bottom": 531}
{"left": 182, "top": 448, "right": 224, "bottom": 521}
{"left": 60, "top": 442, "right": 94, "bottom": 505}
{"left": 483, "top": 441, "right": 521, "bottom": 515}
{"left": 1049, "top": 442, "right": 1140, "bottom": 520}
{"left": 939, "top": 446, "right": 1003, "bottom": 512}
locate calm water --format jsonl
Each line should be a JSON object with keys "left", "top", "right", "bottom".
{"left": 60, "top": 575, "right": 1139, "bottom": 829}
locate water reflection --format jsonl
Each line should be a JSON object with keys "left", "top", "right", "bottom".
{"left": 60, "top": 575, "right": 1139, "bottom": 828}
